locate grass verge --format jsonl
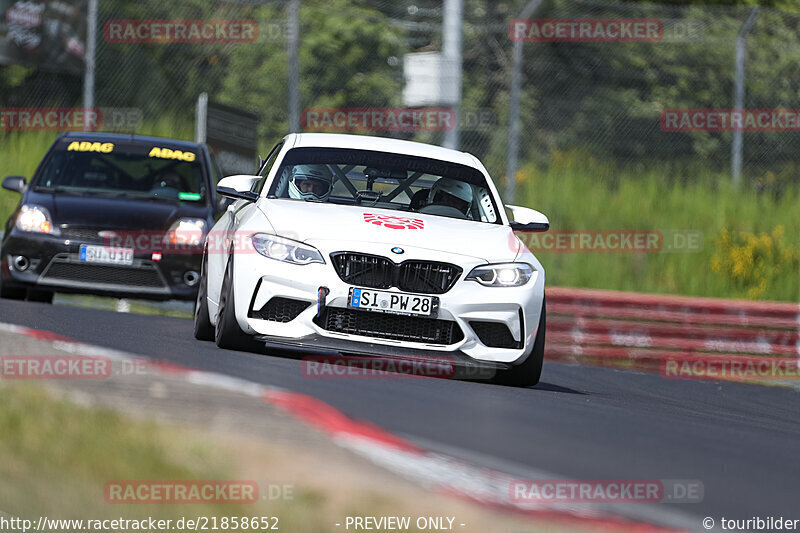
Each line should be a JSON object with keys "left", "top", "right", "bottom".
{"left": 517, "top": 154, "right": 799, "bottom": 301}
{"left": 0, "top": 382, "right": 588, "bottom": 533}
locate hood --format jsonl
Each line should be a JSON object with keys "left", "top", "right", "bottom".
{"left": 25, "top": 190, "right": 207, "bottom": 230}
{"left": 260, "top": 199, "right": 519, "bottom": 262}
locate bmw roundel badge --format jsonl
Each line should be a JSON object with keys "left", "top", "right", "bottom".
{"left": 391, "top": 247, "right": 404, "bottom": 255}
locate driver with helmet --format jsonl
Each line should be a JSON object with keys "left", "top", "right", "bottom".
{"left": 288, "top": 164, "right": 334, "bottom": 202}
{"left": 427, "top": 178, "right": 473, "bottom": 217}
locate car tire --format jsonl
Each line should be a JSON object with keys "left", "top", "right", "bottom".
{"left": 0, "top": 275, "right": 26, "bottom": 300}
{"left": 491, "top": 301, "right": 545, "bottom": 387}
{"left": 26, "top": 289, "right": 54, "bottom": 304}
{"left": 193, "top": 253, "right": 215, "bottom": 341}
{"left": 214, "top": 256, "right": 262, "bottom": 352}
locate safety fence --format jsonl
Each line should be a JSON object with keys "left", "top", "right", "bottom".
{"left": 545, "top": 287, "right": 800, "bottom": 373}
{"left": 4, "top": 1, "right": 800, "bottom": 186}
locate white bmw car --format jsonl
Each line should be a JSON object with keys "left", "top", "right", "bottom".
{"left": 193, "top": 133, "right": 550, "bottom": 386}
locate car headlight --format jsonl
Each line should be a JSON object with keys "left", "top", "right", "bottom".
{"left": 167, "top": 218, "right": 206, "bottom": 246}
{"left": 16, "top": 205, "right": 58, "bottom": 235}
{"left": 465, "top": 263, "right": 533, "bottom": 287}
{"left": 251, "top": 233, "right": 324, "bottom": 265}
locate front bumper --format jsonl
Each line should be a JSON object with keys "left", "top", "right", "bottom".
{"left": 1, "top": 229, "right": 203, "bottom": 300}
{"left": 259, "top": 334, "right": 506, "bottom": 379}
{"left": 230, "top": 244, "right": 545, "bottom": 366}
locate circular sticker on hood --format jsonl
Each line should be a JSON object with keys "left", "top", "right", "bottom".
{"left": 363, "top": 213, "right": 424, "bottom": 230}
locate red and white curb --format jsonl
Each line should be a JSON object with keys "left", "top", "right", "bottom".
{"left": 0, "top": 322, "right": 699, "bottom": 532}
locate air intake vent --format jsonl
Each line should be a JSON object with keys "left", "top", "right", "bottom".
{"left": 42, "top": 261, "right": 164, "bottom": 288}
{"left": 470, "top": 321, "right": 522, "bottom": 349}
{"left": 250, "top": 297, "right": 310, "bottom": 322}
{"left": 319, "top": 307, "right": 463, "bottom": 345}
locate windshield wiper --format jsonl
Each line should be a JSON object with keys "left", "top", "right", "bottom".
{"left": 34, "top": 186, "right": 92, "bottom": 196}
{"left": 128, "top": 192, "right": 182, "bottom": 203}
{"left": 33, "top": 187, "right": 181, "bottom": 203}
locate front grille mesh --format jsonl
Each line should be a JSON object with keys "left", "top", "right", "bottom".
{"left": 59, "top": 227, "right": 102, "bottom": 241}
{"left": 320, "top": 307, "right": 464, "bottom": 345}
{"left": 42, "top": 262, "right": 164, "bottom": 288}
{"left": 250, "top": 297, "right": 310, "bottom": 322}
{"left": 331, "top": 253, "right": 461, "bottom": 295}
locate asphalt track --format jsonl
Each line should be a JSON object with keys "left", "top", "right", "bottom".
{"left": 1, "top": 298, "right": 799, "bottom": 530}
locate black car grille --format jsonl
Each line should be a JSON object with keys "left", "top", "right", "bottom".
{"left": 331, "top": 253, "right": 461, "bottom": 295}
{"left": 470, "top": 321, "right": 522, "bottom": 349}
{"left": 331, "top": 253, "right": 394, "bottom": 289}
{"left": 59, "top": 227, "right": 102, "bottom": 242}
{"left": 319, "top": 307, "right": 464, "bottom": 345}
{"left": 399, "top": 260, "right": 461, "bottom": 294}
{"left": 42, "top": 262, "right": 165, "bottom": 288}
{"left": 250, "top": 297, "right": 311, "bottom": 322}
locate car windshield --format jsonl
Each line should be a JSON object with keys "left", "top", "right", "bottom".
{"left": 34, "top": 140, "right": 206, "bottom": 203}
{"left": 267, "top": 147, "right": 501, "bottom": 224}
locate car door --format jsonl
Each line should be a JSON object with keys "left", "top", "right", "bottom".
{"left": 206, "top": 143, "right": 283, "bottom": 316}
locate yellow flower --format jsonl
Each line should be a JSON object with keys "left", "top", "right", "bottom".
{"left": 710, "top": 225, "right": 798, "bottom": 300}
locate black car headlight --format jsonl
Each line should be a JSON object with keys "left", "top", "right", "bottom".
{"left": 465, "top": 263, "right": 534, "bottom": 287}
{"left": 250, "top": 234, "right": 324, "bottom": 265}
{"left": 16, "top": 205, "right": 59, "bottom": 235}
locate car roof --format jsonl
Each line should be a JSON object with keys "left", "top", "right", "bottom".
{"left": 59, "top": 131, "right": 202, "bottom": 150}
{"left": 286, "top": 133, "right": 479, "bottom": 168}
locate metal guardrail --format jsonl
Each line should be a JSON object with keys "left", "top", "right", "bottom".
{"left": 546, "top": 287, "right": 800, "bottom": 369}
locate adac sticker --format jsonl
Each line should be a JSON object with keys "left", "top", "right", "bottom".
{"left": 67, "top": 141, "right": 114, "bottom": 153}
{"left": 363, "top": 213, "right": 424, "bottom": 230}
{"left": 149, "top": 147, "right": 196, "bottom": 162}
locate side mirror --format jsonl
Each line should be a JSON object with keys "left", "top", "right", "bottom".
{"left": 216, "top": 175, "right": 260, "bottom": 202}
{"left": 215, "top": 195, "right": 234, "bottom": 214}
{"left": 507, "top": 205, "right": 549, "bottom": 232}
{"left": 2, "top": 175, "right": 26, "bottom": 194}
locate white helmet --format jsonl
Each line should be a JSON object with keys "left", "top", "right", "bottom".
{"left": 428, "top": 178, "right": 473, "bottom": 215}
{"left": 288, "top": 164, "right": 333, "bottom": 202}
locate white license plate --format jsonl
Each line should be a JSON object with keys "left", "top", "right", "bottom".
{"left": 79, "top": 245, "right": 134, "bottom": 265}
{"left": 349, "top": 288, "right": 437, "bottom": 317}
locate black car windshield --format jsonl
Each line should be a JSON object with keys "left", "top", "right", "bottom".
{"left": 267, "top": 147, "right": 501, "bottom": 224}
{"left": 34, "top": 140, "right": 206, "bottom": 202}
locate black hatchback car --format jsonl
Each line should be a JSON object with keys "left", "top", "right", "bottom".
{"left": 1, "top": 132, "right": 227, "bottom": 302}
